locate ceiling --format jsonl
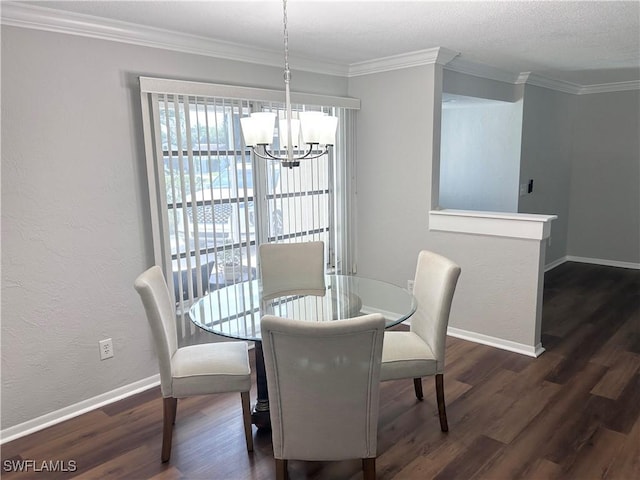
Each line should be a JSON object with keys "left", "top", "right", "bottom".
{"left": 10, "top": 0, "right": 640, "bottom": 87}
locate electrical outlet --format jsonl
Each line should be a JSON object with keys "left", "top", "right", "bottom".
{"left": 99, "top": 338, "right": 114, "bottom": 360}
{"left": 407, "top": 279, "right": 415, "bottom": 293}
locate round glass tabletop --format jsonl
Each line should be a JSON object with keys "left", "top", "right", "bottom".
{"left": 189, "top": 274, "right": 417, "bottom": 341}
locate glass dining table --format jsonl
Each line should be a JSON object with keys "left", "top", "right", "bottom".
{"left": 189, "top": 274, "right": 417, "bottom": 429}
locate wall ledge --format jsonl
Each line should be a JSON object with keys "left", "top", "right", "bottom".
{"left": 429, "top": 209, "right": 557, "bottom": 240}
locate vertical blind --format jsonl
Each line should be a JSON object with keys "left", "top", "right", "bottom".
{"left": 140, "top": 77, "right": 359, "bottom": 341}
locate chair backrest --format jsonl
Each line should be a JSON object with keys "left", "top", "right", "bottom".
{"left": 134, "top": 266, "right": 178, "bottom": 397}
{"left": 261, "top": 313, "right": 385, "bottom": 461}
{"left": 411, "top": 250, "right": 461, "bottom": 372}
{"left": 259, "top": 241, "right": 326, "bottom": 300}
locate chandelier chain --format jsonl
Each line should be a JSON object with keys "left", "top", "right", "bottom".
{"left": 282, "top": 0, "right": 293, "bottom": 164}
{"left": 283, "top": 0, "right": 290, "bottom": 82}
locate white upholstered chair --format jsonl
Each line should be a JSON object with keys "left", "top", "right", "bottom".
{"left": 134, "top": 266, "right": 253, "bottom": 462}
{"left": 380, "top": 250, "right": 461, "bottom": 432}
{"left": 258, "top": 241, "right": 326, "bottom": 300}
{"left": 261, "top": 313, "right": 386, "bottom": 480}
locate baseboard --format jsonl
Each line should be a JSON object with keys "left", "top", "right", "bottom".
{"left": 544, "top": 256, "right": 568, "bottom": 271}
{"left": 0, "top": 374, "right": 160, "bottom": 445}
{"left": 566, "top": 255, "right": 640, "bottom": 270}
{"left": 545, "top": 255, "right": 640, "bottom": 271}
{"left": 447, "top": 327, "right": 545, "bottom": 358}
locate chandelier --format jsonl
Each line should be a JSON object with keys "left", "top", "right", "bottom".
{"left": 240, "top": 0, "right": 338, "bottom": 168}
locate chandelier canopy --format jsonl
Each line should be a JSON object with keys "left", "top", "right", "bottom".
{"left": 240, "top": 0, "right": 338, "bottom": 168}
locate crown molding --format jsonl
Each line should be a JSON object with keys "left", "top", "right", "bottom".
{"left": 445, "top": 56, "right": 522, "bottom": 85}
{"left": 516, "top": 72, "right": 582, "bottom": 94}
{"left": 348, "top": 47, "right": 460, "bottom": 77}
{"left": 3, "top": 2, "right": 637, "bottom": 94}
{"left": 0, "top": 2, "right": 349, "bottom": 77}
{"left": 579, "top": 80, "right": 640, "bottom": 95}
{"left": 444, "top": 56, "right": 586, "bottom": 95}
{"left": 516, "top": 73, "right": 640, "bottom": 95}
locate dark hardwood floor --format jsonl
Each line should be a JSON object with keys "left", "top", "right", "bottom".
{"left": 2, "top": 262, "right": 638, "bottom": 479}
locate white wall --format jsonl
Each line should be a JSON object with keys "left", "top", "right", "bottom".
{"left": 519, "top": 84, "right": 573, "bottom": 265}
{"left": 0, "top": 25, "right": 348, "bottom": 431}
{"left": 443, "top": 71, "right": 640, "bottom": 267}
{"left": 428, "top": 230, "right": 546, "bottom": 349}
{"left": 516, "top": 85, "right": 639, "bottom": 267}
{"left": 568, "top": 90, "right": 640, "bottom": 264}
{"left": 349, "top": 63, "right": 548, "bottom": 355}
{"left": 348, "top": 64, "right": 440, "bottom": 286}
{"left": 440, "top": 98, "right": 523, "bottom": 212}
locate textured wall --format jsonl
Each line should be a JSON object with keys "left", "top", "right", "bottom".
{"left": 349, "top": 64, "right": 547, "bottom": 351}
{"left": 519, "top": 84, "right": 573, "bottom": 265}
{"left": 348, "top": 64, "right": 439, "bottom": 286}
{"left": 428, "top": 232, "right": 545, "bottom": 347}
{"left": 440, "top": 99, "right": 523, "bottom": 212}
{"left": 0, "top": 25, "right": 348, "bottom": 430}
{"left": 568, "top": 90, "right": 640, "bottom": 263}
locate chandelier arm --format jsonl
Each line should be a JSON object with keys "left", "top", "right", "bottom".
{"left": 248, "top": 148, "right": 279, "bottom": 161}
{"left": 248, "top": 144, "right": 332, "bottom": 162}
{"left": 294, "top": 145, "right": 332, "bottom": 161}
{"left": 297, "top": 148, "right": 332, "bottom": 161}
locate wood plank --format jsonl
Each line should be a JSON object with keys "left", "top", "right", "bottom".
{"left": 591, "top": 311, "right": 640, "bottom": 367}
{"left": 605, "top": 414, "right": 640, "bottom": 479}
{"left": 485, "top": 380, "right": 563, "bottom": 444}
{"left": 389, "top": 438, "right": 468, "bottom": 480}
{"left": 591, "top": 350, "right": 640, "bottom": 400}
{"left": 479, "top": 361, "right": 608, "bottom": 480}
{"left": 433, "top": 434, "right": 505, "bottom": 480}
{"left": 602, "top": 372, "right": 640, "bottom": 435}
{"left": 72, "top": 445, "right": 166, "bottom": 480}
{"left": 518, "top": 458, "right": 563, "bottom": 480}
{"left": 561, "top": 427, "right": 627, "bottom": 480}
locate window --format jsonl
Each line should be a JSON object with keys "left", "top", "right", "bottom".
{"left": 140, "top": 77, "right": 359, "bottom": 340}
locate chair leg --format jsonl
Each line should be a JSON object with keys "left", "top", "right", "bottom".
{"left": 413, "top": 377, "right": 423, "bottom": 400}
{"left": 161, "top": 397, "right": 177, "bottom": 462}
{"left": 435, "top": 374, "right": 448, "bottom": 432}
{"left": 170, "top": 397, "right": 178, "bottom": 425}
{"left": 363, "top": 457, "right": 376, "bottom": 480}
{"left": 275, "top": 458, "right": 288, "bottom": 480}
{"left": 241, "top": 391, "right": 254, "bottom": 452}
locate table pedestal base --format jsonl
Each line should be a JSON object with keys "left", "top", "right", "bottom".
{"left": 251, "top": 399, "right": 271, "bottom": 430}
{"left": 252, "top": 341, "right": 271, "bottom": 430}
